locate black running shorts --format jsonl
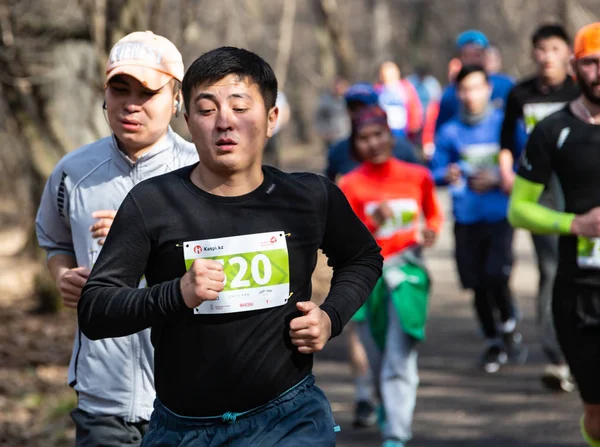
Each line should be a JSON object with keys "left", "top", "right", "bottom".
{"left": 553, "top": 280, "right": 600, "bottom": 404}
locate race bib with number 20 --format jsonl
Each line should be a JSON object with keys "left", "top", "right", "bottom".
{"left": 184, "top": 231, "right": 290, "bottom": 314}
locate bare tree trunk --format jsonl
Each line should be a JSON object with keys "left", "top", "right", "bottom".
{"left": 149, "top": 0, "right": 165, "bottom": 34}
{"left": 92, "top": 0, "right": 107, "bottom": 58}
{"left": 224, "top": 0, "right": 249, "bottom": 48}
{"left": 566, "top": 0, "right": 594, "bottom": 34}
{"left": 467, "top": 0, "right": 481, "bottom": 25}
{"left": 371, "top": 0, "right": 393, "bottom": 64}
{"left": 275, "top": 0, "right": 297, "bottom": 89}
{"left": 314, "top": 26, "right": 335, "bottom": 86}
{"left": 313, "top": 0, "right": 355, "bottom": 80}
{"left": 110, "top": 0, "right": 150, "bottom": 44}
{"left": 407, "top": 0, "right": 430, "bottom": 66}
{"left": 242, "top": 0, "right": 265, "bottom": 43}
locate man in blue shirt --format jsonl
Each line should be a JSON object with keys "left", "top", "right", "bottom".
{"left": 326, "top": 83, "right": 418, "bottom": 182}
{"left": 436, "top": 30, "right": 514, "bottom": 130}
{"left": 431, "top": 65, "right": 526, "bottom": 374}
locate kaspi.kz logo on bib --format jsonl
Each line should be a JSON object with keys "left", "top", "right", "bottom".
{"left": 194, "top": 244, "right": 224, "bottom": 254}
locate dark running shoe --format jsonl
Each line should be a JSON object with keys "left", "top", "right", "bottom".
{"left": 481, "top": 344, "right": 508, "bottom": 374}
{"left": 353, "top": 400, "right": 376, "bottom": 428}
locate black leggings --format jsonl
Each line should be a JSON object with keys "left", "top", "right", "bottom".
{"left": 554, "top": 280, "right": 600, "bottom": 404}
{"left": 474, "top": 282, "right": 514, "bottom": 338}
{"left": 455, "top": 220, "right": 515, "bottom": 339}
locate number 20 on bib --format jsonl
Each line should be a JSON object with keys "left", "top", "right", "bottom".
{"left": 184, "top": 231, "right": 290, "bottom": 314}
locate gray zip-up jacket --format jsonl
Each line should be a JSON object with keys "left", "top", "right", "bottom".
{"left": 36, "top": 128, "right": 198, "bottom": 422}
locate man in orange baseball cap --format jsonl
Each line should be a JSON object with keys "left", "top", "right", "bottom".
{"left": 508, "top": 22, "right": 600, "bottom": 447}
{"left": 574, "top": 23, "right": 600, "bottom": 60}
{"left": 572, "top": 23, "right": 600, "bottom": 107}
{"left": 36, "top": 30, "right": 197, "bottom": 446}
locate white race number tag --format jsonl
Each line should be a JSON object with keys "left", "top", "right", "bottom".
{"left": 365, "top": 198, "right": 418, "bottom": 239}
{"left": 460, "top": 143, "right": 500, "bottom": 171}
{"left": 578, "top": 237, "right": 600, "bottom": 269}
{"left": 523, "top": 102, "right": 566, "bottom": 134}
{"left": 383, "top": 105, "right": 408, "bottom": 130}
{"left": 184, "top": 231, "right": 290, "bottom": 314}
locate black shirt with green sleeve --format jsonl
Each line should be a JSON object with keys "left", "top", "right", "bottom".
{"left": 79, "top": 164, "right": 383, "bottom": 417}
{"left": 517, "top": 107, "right": 600, "bottom": 286}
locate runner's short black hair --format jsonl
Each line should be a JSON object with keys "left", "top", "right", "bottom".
{"left": 455, "top": 64, "right": 489, "bottom": 86}
{"left": 182, "top": 46, "right": 278, "bottom": 113}
{"left": 532, "top": 24, "right": 570, "bottom": 46}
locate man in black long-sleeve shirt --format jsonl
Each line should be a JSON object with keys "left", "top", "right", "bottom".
{"left": 78, "top": 46, "right": 383, "bottom": 446}
{"left": 498, "top": 24, "right": 579, "bottom": 393}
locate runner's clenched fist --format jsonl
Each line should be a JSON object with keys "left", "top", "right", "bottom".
{"left": 180, "top": 259, "right": 225, "bottom": 308}
{"left": 57, "top": 266, "right": 91, "bottom": 308}
{"left": 289, "top": 301, "right": 332, "bottom": 354}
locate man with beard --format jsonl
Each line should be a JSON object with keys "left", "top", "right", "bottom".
{"left": 509, "top": 23, "right": 600, "bottom": 446}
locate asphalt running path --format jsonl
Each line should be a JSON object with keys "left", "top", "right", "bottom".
{"left": 313, "top": 190, "right": 583, "bottom": 447}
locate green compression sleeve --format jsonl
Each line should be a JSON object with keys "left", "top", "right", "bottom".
{"left": 508, "top": 176, "right": 575, "bottom": 234}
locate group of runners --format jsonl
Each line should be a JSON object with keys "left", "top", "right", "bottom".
{"left": 33, "top": 19, "right": 600, "bottom": 447}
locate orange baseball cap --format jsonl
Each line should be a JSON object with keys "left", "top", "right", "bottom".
{"left": 574, "top": 23, "right": 600, "bottom": 60}
{"left": 105, "top": 31, "right": 184, "bottom": 91}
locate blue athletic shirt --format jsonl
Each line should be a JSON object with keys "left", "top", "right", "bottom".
{"left": 435, "top": 73, "right": 514, "bottom": 131}
{"left": 430, "top": 108, "right": 508, "bottom": 224}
